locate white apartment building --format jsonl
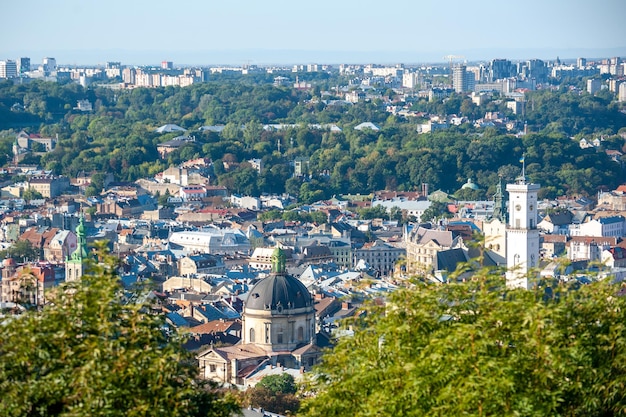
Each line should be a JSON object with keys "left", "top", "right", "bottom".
{"left": 568, "top": 216, "right": 625, "bottom": 238}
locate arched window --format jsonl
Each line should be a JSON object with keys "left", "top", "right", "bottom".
{"left": 249, "top": 328, "right": 255, "bottom": 343}
{"left": 297, "top": 326, "right": 304, "bottom": 342}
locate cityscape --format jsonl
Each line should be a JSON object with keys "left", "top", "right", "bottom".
{"left": 2, "top": 0, "right": 626, "bottom": 411}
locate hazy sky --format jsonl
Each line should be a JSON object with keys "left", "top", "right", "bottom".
{"left": 2, "top": 0, "right": 625, "bottom": 65}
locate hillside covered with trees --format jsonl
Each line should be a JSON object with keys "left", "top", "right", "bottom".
{"left": 0, "top": 72, "right": 624, "bottom": 201}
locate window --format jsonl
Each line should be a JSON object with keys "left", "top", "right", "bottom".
{"left": 277, "top": 328, "right": 283, "bottom": 344}
{"left": 297, "top": 326, "right": 304, "bottom": 341}
{"left": 210, "top": 364, "right": 216, "bottom": 373}
{"left": 249, "top": 328, "right": 255, "bottom": 343}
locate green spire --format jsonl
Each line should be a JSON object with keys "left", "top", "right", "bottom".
{"left": 70, "top": 216, "right": 89, "bottom": 262}
{"left": 271, "top": 247, "right": 286, "bottom": 274}
{"left": 492, "top": 176, "right": 507, "bottom": 222}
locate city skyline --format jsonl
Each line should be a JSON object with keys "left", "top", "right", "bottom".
{"left": 2, "top": 0, "right": 625, "bottom": 66}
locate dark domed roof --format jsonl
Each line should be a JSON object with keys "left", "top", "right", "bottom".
{"left": 246, "top": 274, "right": 312, "bottom": 312}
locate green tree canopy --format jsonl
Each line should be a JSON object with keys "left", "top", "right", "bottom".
{"left": 257, "top": 373, "right": 297, "bottom": 395}
{"left": 0, "top": 239, "right": 39, "bottom": 263}
{"left": 300, "top": 275, "right": 626, "bottom": 416}
{"left": 0, "top": 243, "right": 240, "bottom": 417}
{"left": 246, "top": 374, "right": 299, "bottom": 415}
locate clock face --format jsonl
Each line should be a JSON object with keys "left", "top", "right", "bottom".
{"left": 515, "top": 204, "right": 521, "bottom": 211}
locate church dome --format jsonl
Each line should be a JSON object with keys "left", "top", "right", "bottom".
{"left": 461, "top": 178, "right": 480, "bottom": 190}
{"left": 245, "top": 274, "right": 312, "bottom": 312}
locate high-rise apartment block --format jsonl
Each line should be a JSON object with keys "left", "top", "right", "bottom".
{"left": 619, "top": 83, "right": 626, "bottom": 103}
{"left": 18, "top": 57, "right": 30, "bottom": 74}
{"left": 489, "top": 59, "right": 514, "bottom": 82}
{"left": 42, "top": 57, "right": 57, "bottom": 73}
{"left": 0, "top": 60, "right": 18, "bottom": 78}
{"left": 452, "top": 64, "right": 474, "bottom": 93}
{"left": 587, "top": 78, "right": 602, "bottom": 95}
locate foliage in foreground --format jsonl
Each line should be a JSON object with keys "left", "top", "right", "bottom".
{"left": 300, "top": 275, "right": 626, "bottom": 417}
{"left": 0, "top": 243, "right": 240, "bottom": 417}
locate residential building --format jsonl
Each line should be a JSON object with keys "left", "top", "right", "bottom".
{"left": 567, "top": 236, "right": 616, "bottom": 262}
{"left": 569, "top": 216, "right": 625, "bottom": 238}
{"left": 453, "top": 64, "right": 474, "bottom": 93}
{"left": 598, "top": 188, "right": 626, "bottom": 210}
{"left": 405, "top": 226, "right": 465, "bottom": 274}
{"left": 1, "top": 260, "right": 56, "bottom": 306}
{"left": 587, "top": 78, "right": 602, "bottom": 94}
{"left": 489, "top": 59, "right": 514, "bottom": 82}
{"left": 538, "top": 211, "right": 574, "bottom": 234}
{"left": 0, "top": 60, "right": 18, "bottom": 79}
{"left": 16, "top": 131, "right": 57, "bottom": 152}
{"left": 27, "top": 176, "right": 70, "bottom": 198}
{"left": 178, "top": 254, "right": 225, "bottom": 276}
{"left": 352, "top": 240, "right": 405, "bottom": 277}
{"left": 619, "top": 83, "right": 626, "bottom": 102}
{"left": 42, "top": 57, "right": 56, "bottom": 73}
{"left": 180, "top": 185, "right": 207, "bottom": 201}
{"left": 541, "top": 234, "right": 567, "bottom": 259}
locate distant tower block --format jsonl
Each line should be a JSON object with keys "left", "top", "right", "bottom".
{"left": 505, "top": 163, "right": 540, "bottom": 290}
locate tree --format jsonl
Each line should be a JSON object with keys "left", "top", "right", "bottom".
{"left": 0, "top": 239, "right": 39, "bottom": 263}
{"left": 257, "top": 373, "right": 297, "bottom": 395}
{"left": 300, "top": 275, "right": 626, "bottom": 416}
{"left": 0, "top": 243, "right": 240, "bottom": 417}
{"left": 22, "top": 188, "right": 43, "bottom": 201}
{"left": 246, "top": 374, "right": 300, "bottom": 415}
{"left": 420, "top": 200, "right": 451, "bottom": 223}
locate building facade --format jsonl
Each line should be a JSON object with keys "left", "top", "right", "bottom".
{"left": 505, "top": 174, "right": 540, "bottom": 289}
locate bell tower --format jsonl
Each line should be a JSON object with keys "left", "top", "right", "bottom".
{"left": 505, "top": 163, "right": 540, "bottom": 289}
{"left": 65, "top": 217, "right": 89, "bottom": 282}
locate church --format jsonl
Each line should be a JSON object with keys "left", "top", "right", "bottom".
{"left": 197, "top": 247, "right": 324, "bottom": 387}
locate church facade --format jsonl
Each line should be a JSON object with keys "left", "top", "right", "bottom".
{"left": 197, "top": 248, "right": 323, "bottom": 387}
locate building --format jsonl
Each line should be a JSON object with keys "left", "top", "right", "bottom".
{"left": 567, "top": 236, "right": 616, "bottom": 262}
{"left": 294, "top": 157, "right": 309, "bottom": 177}
{"left": 1, "top": 260, "right": 56, "bottom": 306}
{"left": 619, "top": 83, "right": 626, "bottom": 103}
{"left": 405, "top": 226, "right": 466, "bottom": 274}
{"left": 587, "top": 78, "right": 602, "bottom": 94}
{"left": 18, "top": 57, "right": 30, "bottom": 74}
{"left": 27, "top": 176, "right": 70, "bottom": 198}
{"left": 352, "top": 240, "right": 405, "bottom": 277}
{"left": 169, "top": 229, "right": 251, "bottom": 255}
{"left": 453, "top": 64, "right": 474, "bottom": 93}
{"left": 0, "top": 60, "right": 18, "bottom": 79}
{"left": 505, "top": 170, "right": 540, "bottom": 290}
{"left": 42, "top": 57, "right": 56, "bottom": 73}
{"left": 65, "top": 217, "right": 90, "bottom": 282}
{"left": 178, "top": 254, "right": 225, "bottom": 276}
{"left": 16, "top": 131, "right": 57, "bottom": 152}
{"left": 197, "top": 248, "right": 322, "bottom": 387}
{"left": 569, "top": 216, "right": 625, "bottom": 238}
{"left": 489, "top": 59, "right": 514, "bottom": 82}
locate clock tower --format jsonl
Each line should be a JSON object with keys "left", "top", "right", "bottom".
{"left": 505, "top": 169, "right": 540, "bottom": 290}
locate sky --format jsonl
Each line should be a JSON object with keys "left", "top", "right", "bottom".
{"left": 1, "top": 0, "right": 625, "bottom": 66}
